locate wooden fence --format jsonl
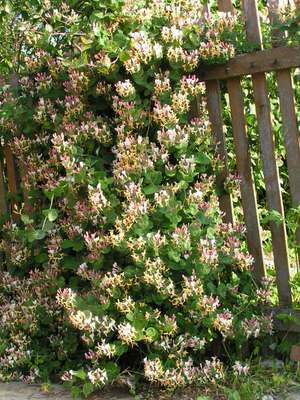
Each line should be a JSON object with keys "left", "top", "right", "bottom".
{"left": 201, "top": 0, "right": 300, "bottom": 316}
{"left": 0, "top": 0, "right": 299, "bottom": 325}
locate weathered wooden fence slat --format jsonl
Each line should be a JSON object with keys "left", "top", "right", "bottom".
{"left": 218, "top": 0, "right": 266, "bottom": 281}
{"left": 243, "top": 0, "right": 292, "bottom": 306}
{"left": 198, "top": 46, "right": 300, "bottom": 82}
{"left": 243, "top": 0, "right": 263, "bottom": 47}
{"left": 227, "top": 77, "right": 266, "bottom": 281}
{"left": 277, "top": 69, "right": 300, "bottom": 260}
{"left": 0, "top": 158, "right": 7, "bottom": 216}
{"left": 19, "top": 162, "right": 32, "bottom": 213}
{"left": 252, "top": 73, "right": 292, "bottom": 306}
{"left": 206, "top": 80, "right": 234, "bottom": 224}
{"left": 269, "top": 0, "right": 300, "bottom": 265}
{"left": 217, "top": 0, "right": 234, "bottom": 12}
{"left": 4, "top": 146, "right": 18, "bottom": 219}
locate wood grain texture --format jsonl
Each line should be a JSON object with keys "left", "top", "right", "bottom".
{"left": 4, "top": 145, "right": 18, "bottom": 218}
{"left": 217, "top": 0, "right": 234, "bottom": 12}
{"left": 242, "top": 0, "right": 263, "bottom": 47}
{"left": 218, "top": 0, "right": 265, "bottom": 279}
{"left": 243, "top": 0, "right": 292, "bottom": 306}
{"left": 252, "top": 73, "right": 292, "bottom": 306}
{"left": 206, "top": 80, "right": 234, "bottom": 224}
{"left": 0, "top": 158, "right": 7, "bottom": 216}
{"left": 227, "top": 78, "right": 266, "bottom": 281}
{"left": 198, "top": 46, "right": 300, "bottom": 81}
{"left": 269, "top": 0, "right": 300, "bottom": 267}
{"left": 19, "top": 163, "right": 32, "bottom": 213}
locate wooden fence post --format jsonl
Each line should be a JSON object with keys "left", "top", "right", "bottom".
{"left": 206, "top": 80, "right": 234, "bottom": 224}
{"left": 227, "top": 78, "right": 266, "bottom": 281}
{"left": 242, "top": 0, "right": 292, "bottom": 306}
{"left": 4, "top": 145, "right": 19, "bottom": 220}
{"left": 268, "top": 0, "right": 300, "bottom": 267}
{"left": 217, "top": 0, "right": 266, "bottom": 281}
{"left": 0, "top": 157, "right": 7, "bottom": 216}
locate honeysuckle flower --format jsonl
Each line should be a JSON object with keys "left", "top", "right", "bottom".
{"left": 214, "top": 311, "right": 234, "bottom": 337}
{"left": 61, "top": 370, "right": 75, "bottom": 382}
{"left": 115, "top": 80, "right": 136, "bottom": 98}
{"left": 87, "top": 368, "right": 108, "bottom": 386}
{"left": 144, "top": 358, "right": 164, "bottom": 382}
{"left": 202, "top": 357, "right": 225, "bottom": 382}
{"left": 56, "top": 288, "right": 76, "bottom": 310}
{"left": 95, "top": 341, "right": 117, "bottom": 358}
{"left": 161, "top": 25, "right": 184, "bottom": 44}
{"left": 118, "top": 322, "right": 137, "bottom": 345}
{"left": 233, "top": 361, "right": 250, "bottom": 376}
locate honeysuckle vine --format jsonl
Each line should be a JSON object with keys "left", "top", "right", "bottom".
{"left": 0, "top": 0, "right": 284, "bottom": 398}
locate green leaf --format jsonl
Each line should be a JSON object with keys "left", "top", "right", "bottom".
{"left": 261, "top": 210, "right": 283, "bottom": 226}
{"left": 276, "top": 312, "right": 300, "bottom": 325}
{"left": 83, "top": 382, "right": 94, "bottom": 397}
{"left": 168, "top": 249, "right": 181, "bottom": 262}
{"left": 27, "top": 229, "right": 46, "bottom": 242}
{"left": 72, "top": 369, "right": 87, "bottom": 380}
{"left": 143, "top": 184, "right": 159, "bottom": 195}
{"left": 217, "top": 283, "right": 227, "bottom": 299}
{"left": 105, "top": 362, "right": 119, "bottom": 379}
{"left": 113, "top": 30, "right": 128, "bottom": 47}
{"left": 21, "top": 214, "right": 34, "bottom": 225}
{"left": 63, "top": 256, "right": 82, "bottom": 270}
{"left": 114, "top": 341, "right": 128, "bottom": 356}
{"left": 35, "top": 253, "right": 48, "bottom": 264}
{"left": 195, "top": 153, "right": 211, "bottom": 164}
{"left": 133, "top": 317, "right": 147, "bottom": 331}
{"left": 42, "top": 220, "right": 54, "bottom": 232}
{"left": 62, "top": 239, "right": 85, "bottom": 252}
{"left": 119, "top": 51, "right": 129, "bottom": 62}
{"left": 145, "top": 170, "right": 162, "bottom": 185}
{"left": 145, "top": 327, "right": 159, "bottom": 342}
{"left": 47, "top": 209, "right": 59, "bottom": 222}
{"left": 227, "top": 390, "right": 241, "bottom": 400}
{"left": 133, "top": 215, "right": 152, "bottom": 235}
{"left": 71, "top": 386, "right": 81, "bottom": 399}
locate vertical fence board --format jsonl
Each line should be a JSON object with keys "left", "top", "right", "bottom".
{"left": 0, "top": 158, "right": 7, "bottom": 216}
{"left": 277, "top": 70, "right": 300, "bottom": 265}
{"left": 218, "top": 0, "right": 234, "bottom": 12}
{"left": 227, "top": 78, "right": 266, "bottom": 281}
{"left": 206, "top": 80, "right": 234, "bottom": 224}
{"left": 243, "top": 0, "right": 292, "bottom": 306}
{"left": 268, "top": 0, "right": 300, "bottom": 265}
{"left": 218, "top": 0, "right": 265, "bottom": 280}
{"left": 19, "top": 163, "right": 31, "bottom": 213}
{"left": 242, "top": 0, "right": 263, "bottom": 48}
{"left": 4, "top": 145, "right": 18, "bottom": 219}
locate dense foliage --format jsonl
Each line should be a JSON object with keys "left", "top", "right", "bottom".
{"left": 0, "top": 0, "right": 297, "bottom": 397}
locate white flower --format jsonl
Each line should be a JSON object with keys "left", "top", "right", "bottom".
{"left": 232, "top": 361, "right": 250, "bottom": 376}
{"left": 153, "top": 43, "right": 163, "bottom": 58}
{"left": 96, "top": 340, "right": 116, "bottom": 358}
{"left": 115, "top": 80, "right": 136, "bottom": 98}
{"left": 118, "top": 322, "right": 137, "bottom": 345}
{"left": 87, "top": 368, "right": 108, "bottom": 386}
